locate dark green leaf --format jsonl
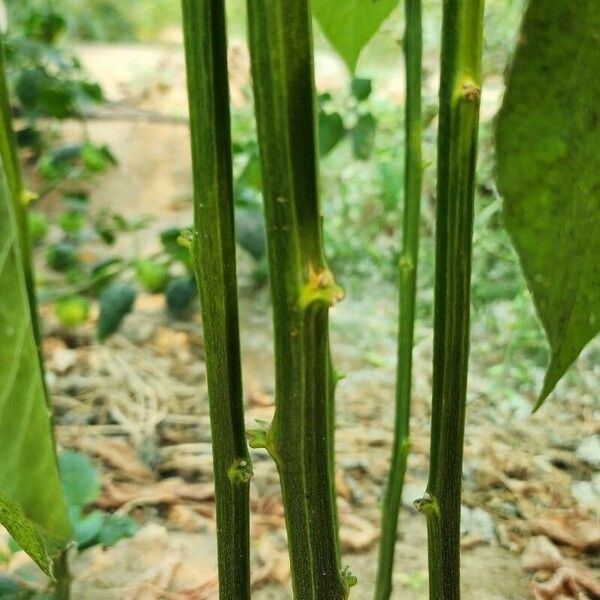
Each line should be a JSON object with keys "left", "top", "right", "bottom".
{"left": 496, "top": 0, "right": 600, "bottom": 408}
{"left": 351, "top": 77, "right": 372, "bottom": 101}
{"left": 97, "top": 282, "right": 137, "bottom": 340}
{"left": 15, "top": 68, "right": 48, "bottom": 111}
{"left": 352, "top": 112, "right": 377, "bottom": 160}
{"left": 15, "top": 127, "right": 41, "bottom": 149}
{"left": 318, "top": 110, "right": 345, "bottom": 156}
{"left": 312, "top": 0, "right": 399, "bottom": 72}
{"left": 39, "top": 84, "right": 76, "bottom": 118}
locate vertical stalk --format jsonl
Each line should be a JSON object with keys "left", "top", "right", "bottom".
{"left": 420, "top": 2, "right": 485, "bottom": 599}
{"left": 246, "top": 2, "right": 349, "bottom": 598}
{"left": 53, "top": 551, "right": 71, "bottom": 600}
{"left": 374, "top": 0, "right": 423, "bottom": 598}
{"left": 181, "top": 2, "right": 252, "bottom": 597}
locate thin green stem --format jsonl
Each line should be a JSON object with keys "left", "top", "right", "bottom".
{"left": 53, "top": 551, "right": 71, "bottom": 600}
{"left": 374, "top": 1, "right": 423, "bottom": 598}
{"left": 422, "top": 1, "right": 485, "bottom": 599}
{"left": 246, "top": 2, "right": 349, "bottom": 598}
{"left": 181, "top": 1, "right": 252, "bottom": 597}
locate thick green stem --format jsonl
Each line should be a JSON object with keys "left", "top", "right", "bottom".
{"left": 374, "top": 1, "right": 423, "bottom": 598}
{"left": 181, "top": 1, "right": 252, "bottom": 597}
{"left": 246, "top": 3, "right": 349, "bottom": 598}
{"left": 422, "top": 2, "right": 485, "bottom": 599}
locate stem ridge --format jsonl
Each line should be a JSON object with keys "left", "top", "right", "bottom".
{"left": 181, "top": 1, "right": 252, "bottom": 596}
{"left": 426, "top": 1, "right": 485, "bottom": 599}
{"left": 247, "top": 2, "right": 349, "bottom": 597}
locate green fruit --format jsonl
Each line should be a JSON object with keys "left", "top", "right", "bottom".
{"left": 166, "top": 277, "right": 198, "bottom": 318}
{"left": 55, "top": 296, "right": 90, "bottom": 327}
{"left": 97, "top": 282, "right": 137, "bottom": 341}
{"left": 28, "top": 210, "right": 48, "bottom": 245}
{"left": 135, "top": 260, "right": 169, "bottom": 293}
{"left": 58, "top": 210, "right": 85, "bottom": 234}
{"left": 46, "top": 241, "right": 78, "bottom": 272}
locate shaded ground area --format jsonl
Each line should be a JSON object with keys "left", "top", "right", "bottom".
{"left": 2, "top": 38, "right": 599, "bottom": 599}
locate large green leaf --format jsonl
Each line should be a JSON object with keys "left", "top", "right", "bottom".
{"left": 496, "top": 0, "right": 600, "bottom": 408}
{"left": 0, "top": 170, "right": 72, "bottom": 576}
{"left": 312, "top": 0, "right": 399, "bottom": 72}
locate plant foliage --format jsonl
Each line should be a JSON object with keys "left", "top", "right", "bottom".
{"left": 0, "top": 169, "right": 71, "bottom": 579}
{"left": 312, "top": 0, "right": 399, "bottom": 72}
{"left": 496, "top": 0, "right": 600, "bottom": 408}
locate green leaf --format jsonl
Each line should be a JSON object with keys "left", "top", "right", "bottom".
{"left": 0, "top": 176, "right": 72, "bottom": 577}
{"left": 58, "top": 452, "right": 101, "bottom": 508}
{"left": 312, "top": 0, "right": 399, "bottom": 72}
{"left": 496, "top": 0, "right": 600, "bottom": 408}
{"left": 71, "top": 510, "right": 105, "bottom": 550}
{"left": 318, "top": 110, "right": 346, "bottom": 156}
{"left": 97, "top": 282, "right": 137, "bottom": 340}
{"left": 97, "top": 514, "right": 138, "bottom": 548}
{"left": 351, "top": 77, "right": 372, "bottom": 101}
{"left": 81, "top": 143, "right": 117, "bottom": 173}
{"left": 352, "top": 112, "right": 377, "bottom": 160}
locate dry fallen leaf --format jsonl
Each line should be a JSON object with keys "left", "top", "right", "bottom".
{"left": 532, "top": 566, "right": 598, "bottom": 600}
{"left": 532, "top": 510, "right": 600, "bottom": 553}
{"left": 339, "top": 512, "right": 380, "bottom": 553}
{"left": 76, "top": 437, "right": 155, "bottom": 482}
{"left": 522, "top": 536, "right": 600, "bottom": 600}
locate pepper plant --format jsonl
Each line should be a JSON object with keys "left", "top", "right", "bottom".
{"left": 2, "top": 1, "right": 599, "bottom": 600}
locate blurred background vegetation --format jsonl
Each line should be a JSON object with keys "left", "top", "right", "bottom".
{"left": 1, "top": 0, "right": 562, "bottom": 399}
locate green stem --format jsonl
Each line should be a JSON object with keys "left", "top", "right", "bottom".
{"left": 181, "top": 1, "right": 252, "bottom": 597}
{"left": 422, "top": 2, "right": 485, "bottom": 599}
{"left": 246, "top": 2, "right": 349, "bottom": 598}
{"left": 327, "top": 344, "right": 341, "bottom": 551}
{"left": 374, "top": 2, "right": 422, "bottom": 598}
{"left": 53, "top": 551, "right": 71, "bottom": 600}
